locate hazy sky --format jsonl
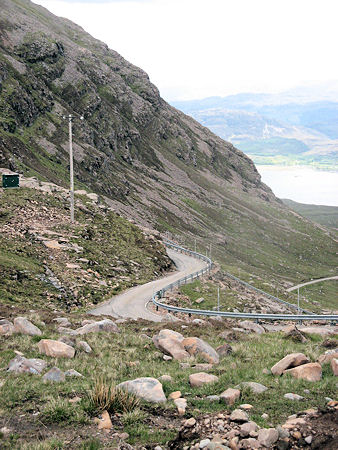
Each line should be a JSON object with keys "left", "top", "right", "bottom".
{"left": 34, "top": 0, "right": 338, "bottom": 101}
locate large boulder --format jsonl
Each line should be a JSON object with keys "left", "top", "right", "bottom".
{"left": 117, "top": 377, "right": 166, "bottom": 403}
{"left": 156, "top": 337, "right": 190, "bottom": 360}
{"left": 284, "top": 362, "right": 322, "bottom": 381}
{"left": 182, "top": 337, "right": 219, "bottom": 364}
{"left": 7, "top": 355, "right": 47, "bottom": 374}
{"left": 73, "top": 319, "right": 119, "bottom": 335}
{"left": 271, "top": 353, "right": 309, "bottom": 376}
{"left": 38, "top": 339, "right": 75, "bottom": 358}
{"left": 283, "top": 324, "right": 307, "bottom": 343}
{"left": 13, "top": 317, "right": 42, "bottom": 336}
{"left": 238, "top": 320, "right": 265, "bottom": 334}
{"left": 220, "top": 388, "right": 240, "bottom": 405}
{"left": 189, "top": 372, "right": 219, "bottom": 387}
{"left": 0, "top": 319, "right": 14, "bottom": 336}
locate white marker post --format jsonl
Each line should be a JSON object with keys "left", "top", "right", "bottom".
{"left": 297, "top": 287, "right": 300, "bottom": 313}
{"left": 217, "top": 286, "right": 220, "bottom": 311}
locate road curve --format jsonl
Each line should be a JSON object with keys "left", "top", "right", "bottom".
{"left": 89, "top": 248, "right": 207, "bottom": 321}
{"left": 286, "top": 276, "right": 338, "bottom": 292}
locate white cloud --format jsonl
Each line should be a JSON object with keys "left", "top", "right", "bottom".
{"left": 34, "top": 0, "right": 338, "bottom": 100}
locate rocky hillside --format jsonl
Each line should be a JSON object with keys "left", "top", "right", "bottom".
{"left": 0, "top": 0, "right": 337, "bottom": 293}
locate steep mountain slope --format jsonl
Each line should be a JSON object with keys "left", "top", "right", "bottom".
{"left": 0, "top": 0, "right": 337, "bottom": 292}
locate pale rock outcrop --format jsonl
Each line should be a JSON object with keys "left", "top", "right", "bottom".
{"left": 182, "top": 337, "right": 219, "bottom": 364}
{"left": 284, "top": 362, "right": 322, "bottom": 381}
{"left": 38, "top": 339, "right": 75, "bottom": 358}
{"left": 220, "top": 388, "right": 241, "bottom": 405}
{"left": 271, "top": 353, "right": 309, "bottom": 376}
{"left": 189, "top": 372, "right": 219, "bottom": 387}
{"left": 117, "top": 377, "right": 166, "bottom": 403}
{"left": 7, "top": 355, "right": 47, "bottom": 374}
{"left": 14, "top": 317, "right": 42, "bottom": 336}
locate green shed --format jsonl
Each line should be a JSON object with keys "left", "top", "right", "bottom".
{"left": 2, "top": 173, "right": 19, "bottom": 188}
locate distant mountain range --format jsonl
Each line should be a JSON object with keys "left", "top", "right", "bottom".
{"left": 172, "top": 88, "right": 338, "bottom": 170}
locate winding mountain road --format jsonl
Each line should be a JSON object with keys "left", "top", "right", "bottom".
{"left": 286, "top": 276, "right": 338, "bottom": 292}
{"left": 89, "top": 248, "right": 207, "bottom": 321}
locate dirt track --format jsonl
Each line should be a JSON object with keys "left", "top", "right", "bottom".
{"left": 89, "top": 248, "right": 207, "bottom": 321}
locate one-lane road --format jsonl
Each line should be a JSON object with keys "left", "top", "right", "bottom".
{"left": 286, "top": 276, "right": 338, "bottom": 292}
{"left": 89, "top": 248, "right": 207, "bottom": 322}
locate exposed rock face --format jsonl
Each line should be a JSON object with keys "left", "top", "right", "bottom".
{"left": 284, "top": 362, "right": 322, "bottom": 382}
{"left": 189, "top": 372, "right": 219, "bottom": 387}
{"left": 7, "top": 355, "right": 47, "bottom": 374}
{"left": 271, "top": 353, "right": 310, "bottom": 376}
{"left": 13, "top": 317, "right": 42, "bottom": 336}
{"left": 182, "top": 337, "right": 219, "bottom": 364}
{"left": 38, "top": 339, "right": 75, "bottom": 358}
{"left": 117, "top": 377, "right": 166, "bottom": 403}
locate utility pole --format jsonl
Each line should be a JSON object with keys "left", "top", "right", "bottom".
{"left": 63, "top": 114, "right": 84, "bottom": 222}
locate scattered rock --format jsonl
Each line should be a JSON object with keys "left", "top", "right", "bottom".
{"left": 43, "top": 367, "right": 65, "bottom": 382}
{"left": 237, "top": 382, "right": 267, "bottom": 394}
{"left": 96, "top": 410, "right": 112, "bottom": 430}
{"left": 240, "top": 421, "right": 258, "bottom": 437}
{"left": 58, "top": 336, "right": 76, "bottom": 347}
{"left": 261, "top": 413, "right": 269, "bottom": 420}
{"left": 195, "top": 297, "right": 205, "bottom": 304}
{"left": 77, "top": 341, "right": 92, "bottom": 353}
{"left": 156, "top": 337, "right": 190, "bottom": 360}
{"left": 318, "top": 351, "right": 338, "bottom": 365}
{"left": 184, "top": 417, "right": 196, "bottom": 427}
{"left": 283, "top": 324, "right": 307, "bottom": 343}
{"left": 169, "top": 391, "right": 181, "bottom": 400}
{"left": 38, "top": 339, "right": 75, "bottom": 358}
{"left": 189, "top": 372, "right": 219, "bottom": 387}
{"left": 65, "top": 369, "right": 83, "bottom": 377}
{"left": 240, "top": 404, "right": 253, "bottom": 410}
{"left": 158, "top": 374, "right": 173, "bottom": 382}
{"left": 206, "top": 395, "right": 220, "bottom": 402}
{"left": 238, "top": 320, "right": 265, "bottom": 334}
{"left": 74, "top": 319, "right": 119, "bottom": 335}
{"left": 284, "top": 393, "right": 304, "bottom": 401}
{"left": 69, "top": 396, "right": 82, "bottom": 404}
{"left": 284, "top": 362, "right": 322, "bottom": 381}
{"left": 220, "top": 388, "right": 241, "bottom": 406}
{"left": 331, "top": 358, "right": 338, "bottom": 376}
{"left": 153, "top": 329, "right": 184, "bottom": 348}
{"left": 53, "top": 317, "right": 71, "bottom": 327}
{"left": 230, "top": 409, "right": 249, "bottom": 423}
{"left": 174, "top": 397, "right": 187, "bottom": 415}
{"left": 192, "top": 363, "right": 214, "bottom": 371}
{"left": 216, "top": 344, "right": 233, "bottom": 357}
{"left": 182, "top": 337, "right": 219, "bottom": 364}
{"left": 271, "top": 353, "right": 309, "bottom": 376}
{"left": 7, "top": 355, "right": 47, "bottom": 374}
{"left": 305, "top": 435, "right": 312, "bottom": 444}
{"left": 257, "top": 428, "right": 279, "bottom": 447}
{"left": 0, "top": 319, "right": 14, "bottom": 335}
{"left": 199, "top": 439, "right": 211, "bottom": 448}
{"left": 13, "top": 317, "right": 42, "bottom": 336}
{"left": 117, "top": 377, "right": 166, "bottom": 403}
{"left": 163, "top": 355, "right": 173, "bottom": 361}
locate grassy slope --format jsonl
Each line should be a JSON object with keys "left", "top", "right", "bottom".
{"left": 0, "top": 186, "right": 171, "bottom": 312}
{"left": 0, "top": 317, "right": 336, "bottom": 448}
{"left": 282, "top": 199, "right": 338, "bottom": 229}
